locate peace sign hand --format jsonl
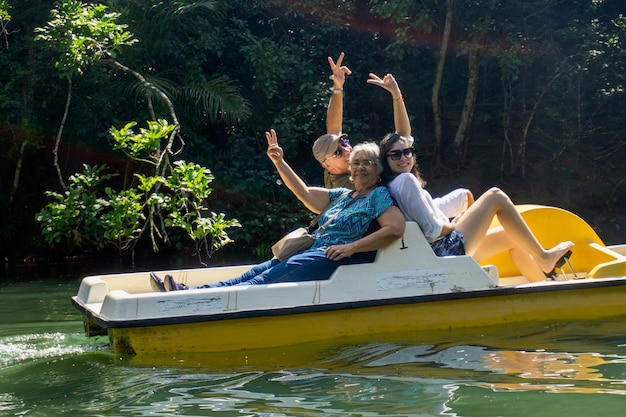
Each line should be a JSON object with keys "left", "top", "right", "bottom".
{"left": 328, "top": 52, "right": 352, "bottom": 89}
{"left": 265, "top": 129, "right": 284, "bottom": 164}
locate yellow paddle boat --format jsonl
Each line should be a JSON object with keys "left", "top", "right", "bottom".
{"left": 71, "top": 205, "right": 626, "bottom": 355}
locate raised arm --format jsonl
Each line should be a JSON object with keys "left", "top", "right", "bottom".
{"left": 367, "top": 73, "right": 411, "bottom": 138}
{"left": 266, "top": 129, "right": 330, "bottom": 214}
{"left": 326, "top": 52, "right": 352, "bottom": 135}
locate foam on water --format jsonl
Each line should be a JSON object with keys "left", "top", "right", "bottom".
{"left": 0, "top": 332, "right": 107, "bottom": 368}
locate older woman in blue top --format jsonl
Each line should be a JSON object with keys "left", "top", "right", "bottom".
{"left": 155, "top": 129, "right": 405, "bottom": 291}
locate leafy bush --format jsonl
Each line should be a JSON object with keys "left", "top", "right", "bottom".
{"left": 36, "top": 121, "right": 240, "bottom": 264}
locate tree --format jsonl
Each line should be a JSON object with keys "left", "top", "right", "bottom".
{"left": 34, "top": 1, "right": 241, "bottom": 264}
{"left": 36, "top": 125, "right": 241, "bottom": 264}
{"left": 0, "top": 0, "right": 11, "bottom": 48}
{"left": 451, "top": 0, "right": 497, "bottom": 160}
{"left": 35, "top": 0, "right": 136, "bottom": 190}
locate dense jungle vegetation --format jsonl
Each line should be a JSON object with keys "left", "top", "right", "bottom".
{"left": 1, "top": 0, "right": 625, "bottom": 269}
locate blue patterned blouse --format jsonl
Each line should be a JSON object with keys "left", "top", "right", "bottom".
{"left": 310, "top": 186, "right": 394, "bottom": 249}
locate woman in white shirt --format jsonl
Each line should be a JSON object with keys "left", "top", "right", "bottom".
{"left": 368, "top": 72, "right": 474, "bottom": 220}
{"left": 379, "top": 131, "right": 574, "bottom": 282}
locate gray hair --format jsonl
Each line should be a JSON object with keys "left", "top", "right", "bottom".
{"left": 349, "top": 142, "right": 383, "bottom": 175}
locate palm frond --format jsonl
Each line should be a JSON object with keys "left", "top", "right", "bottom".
{"left": 153, "top": 1, "right": 228, "bottom": 21}
{"left": 171, "top": 1, "right": 227, "bottom": 18}
{"left": 178, "top": 77, "right": 250, "bottom": 124}
{"left": 115, "top": 73, "right": 178, "bottom": 109}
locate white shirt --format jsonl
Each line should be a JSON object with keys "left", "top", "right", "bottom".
{"left": 388, "top": 173, "right": 453, "bottom": 243}
{"left": 433, "top": 188, "right": 470, "bottom": 219}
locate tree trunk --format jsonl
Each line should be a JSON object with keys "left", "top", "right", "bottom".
{"left": 452, "top": 0, "right": 497, "bottom": 160}
{"left": 500, "top": 77, "right": 514, "bottom": 177}
{"left": 53, "top": 77, "right": 72, "bottom": 191}
{"left": 9, "top": 135, "right": 28, "bottom": 205}
{"left": 432, "top": 0, "right": 454, "bottom": 166}
{"left": 519, "top": 69, "right": 563, "bottom": 177}
{"left": 453, "top": 48, "right": 479, "bottom": 158}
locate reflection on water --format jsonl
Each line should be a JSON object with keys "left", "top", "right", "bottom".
{"left": 1, "top": 276, "right": 626, "bottom": 416}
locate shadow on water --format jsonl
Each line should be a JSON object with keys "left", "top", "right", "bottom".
{"left": 0, "top": 245, "right": 264, "bottom": 284}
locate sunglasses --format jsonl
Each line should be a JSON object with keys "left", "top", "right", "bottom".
{"left": 350, "top": 159, "right": 377, "bottom": 168}
{"left": 326, "top": 137, "right": 351, "bottom": 160}
{"left": 386, "top": 148, "right": 414, "bottom": 161}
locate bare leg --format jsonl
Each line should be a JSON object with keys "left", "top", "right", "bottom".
{"left": 472, "top": 226, "right": 548, "bottom": 282}
{"left": 509, "top": 247, "right": 547, "bottom": 282}
{"left": 455, "top": 187, "right": 573, "bottom": 274}
{"left": 471, "top": 226, "right": 512, "bottom": 261}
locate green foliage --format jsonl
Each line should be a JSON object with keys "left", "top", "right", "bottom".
{"left": 0, "top": 0, "right": 10, "bottom": 47}
{"left": 3, "top": 0, "right": 626, "bottom": 263}
{"left": 0, "top": 0, "right": 10, "bottom": 27}
{"left": 369, "top": 0, "right": 438, "bottom": 35}
{"left": 30, "top": 1, "right": 240, "bottom": 263}
{"left": 36, "top": 164, "right": 117, "bottom": 249}
{"left": 177, "top": 78, "right": 250, "bottom": 125}
{"left": 101, "top": 186, "right": 144, "bottom": 249}
{"left": 34, "top": 0, "right": 136, "bottom": 78}
{"left": 0, "top": 0, "right": 9, "bottom": 17}
{"left": 110, "top": 119, "right": 174, "bottom": 159}
{"left": 36, "top": 150, "right": 240, "bottom": 263}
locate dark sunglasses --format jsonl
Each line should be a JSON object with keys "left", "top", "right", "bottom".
{"left": 386, "top": 148, "right": 414, "bottom": 160}
{"left": 330, "top": 137, "right": 351, "bottom": 159}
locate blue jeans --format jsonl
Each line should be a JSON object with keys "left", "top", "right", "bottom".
{"left": 196, "top": 248, "right": 376, "bottom": 287}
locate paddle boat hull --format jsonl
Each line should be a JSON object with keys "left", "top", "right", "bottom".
{"left": 71, "top": 206, "right": 626, "bottom": 355}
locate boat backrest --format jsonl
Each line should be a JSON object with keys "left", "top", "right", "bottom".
{"left": 308, "top": 221, "right": 498, "bottom": 303}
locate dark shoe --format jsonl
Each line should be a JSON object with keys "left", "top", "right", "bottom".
{"left": 544, "top": 250, "right": 573, "bottom": 280}
{"left": 554, "top": 250, "right": 572, "bottom": 269}
{"left": 544, "top": 270, "right": 558, "bottom": 280}
{"left": 164, "top": 274, "right": 189, "bottom": 291}
{"left": 150, "top": 272, "right": 166, "bottom": 292}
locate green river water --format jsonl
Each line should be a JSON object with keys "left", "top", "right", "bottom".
{"left": 1, "top": 266, "right": 625, "bottom": 416}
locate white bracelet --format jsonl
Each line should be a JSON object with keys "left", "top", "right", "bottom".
{"left": 331, "top": 88, "right": 343, "bottom": 94}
